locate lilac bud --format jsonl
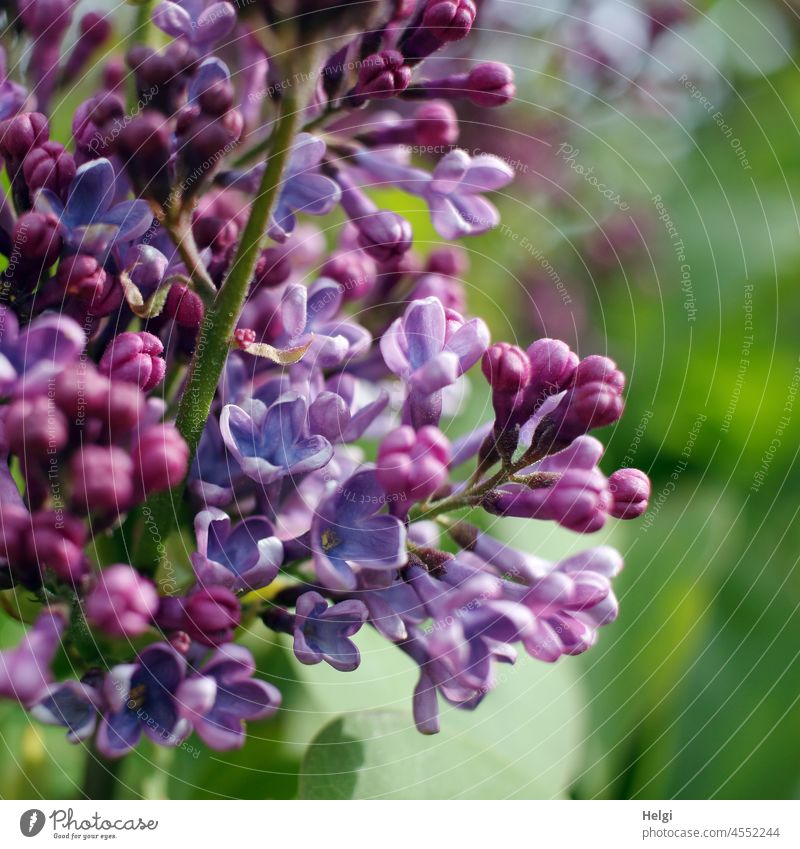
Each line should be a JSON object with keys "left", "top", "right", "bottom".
{"left": 408, "top": 272, "right": 465, "bottom": 312}
{"left": 608, "top": 468, "right": 650, "bottom": 519}
{"left": 253, "top": 247, "right": 292, "bottom": 289}
{"left": 104, "top": 382, "right": 146, "bottom": 434}
{"left": 413, "top": 101, "right": 459, "bottom": 147}
{"left": 0, "top": 112, "right": 49, "bottom": 168}
{"left": 26, "top": 512, "right": 88, "bottom": 583}
{"left": 377, "top": 425, "right": 451, "bottom": 503}
{"left": 178, "top": 110, "right": 243, "bottom": 176}
{"left": 466, "top": 63, "right": 516, "bottom": 107}
{"left": 482, "top": 342, "right": 531, "bottom": 394}
{"left": 322, "top": 251, "right": 377, "bottom": 301}
{"left": 114, "top": 111, "right": 173, "bottom": 205}
{"left": 6, "top": 396, "right": 68, "bottom": 460}
{"left": 99, "top": 332, "right": 166, "bottom": 392}
{"left": 85, "top": 565, "right": 159, "bottom": 638}
{"left": 423, "top": 0, "right": 476, "bottom": 42}
{"left": 12, "top": 212, "right": 62, "bottom": 269}
{"left": 22, "top": 141, "right": 75, "bottom": 197}
{"left": 69, "top": 446, "right": 134, "bottom": 515}
{"left": 357, "top": 210, "right": 413, "bottom": 262}
{"left": 53, "top": 364, "right": 112, "bottom": 422}
{"left": 545, "top": 381, "right": 624, "bottom": 445}
{"left": 133, "top": 424, "right": 190, "bottom": 496}
{"left": 183, "top": 586, "right": 240, "bottom": 647}
{"left": 425, "top": 245, "right": 468, "bottom": 277}
{"left": 56, "top": 254, "right": 107, "bottom": 303}
{"left": 62, "top": 12, "right": 112, "bottom": 82}
{"left": 349, "top": 51, "right": 412, "bottom": 105}
{"left": 526, "top": 338, "right": 578, "bottom": 405}
{"left": 165, "top": 282, "right": 205, "bottom": 329}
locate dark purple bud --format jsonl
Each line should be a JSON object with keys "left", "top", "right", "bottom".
{"left": 178, "top": 110, "right": 243, "bottom": 176}
{"left": 70, "top": 445, "right": 134, "bottom": 516}
{"left": 349, "top": 50, "right": 412, "bottom": 105}
{"left": 165, "top": 282, "right": 205, "bottom": 329}
{"left": 183, "top": 585, "right": 240, "bottom": 647}
{"left": 99, "top": 332, "right": 166, "bottom": 392}
{"left": 357, "top": 210, "right": 413, "bottom": 262}
{"left": 56, "top": 254, "right": 107, "bottom": 303}
{"left": 72, "top": 92, "right": 124, "bottom": 155}
{"left": 423, "top": 0, "right": 476, "bottom": 42}
{"left": 608, "top": 468, "right": 650, "bottom": 519}
{"left": 193, "top": 214, "right": 238, "bottom": 254}
{"left": 85, "top": 565, "right": 159, "bottom": 638}
{"left": 22, "top": 141, "right": 76, "bottom": 197}
{"left": 466, "top": 63, "right": 516, "bottom": 107}
{"left": 12, "top": 212, "right": 62, "bottom": 268}
{"left": 322, "top": 251, "right": 377, "bottom": 301}
{"left": 0, "top": 112, "right": 49, "bottom": 167}
{"left": 198, "top": 78, "right": 235, "bottom": 116}
{"left": 26, "top": 512, "right": 88, "bottom": 583}
{"left": 114, "top": 111, "right": 173, "bottom": 204}
{"left": 62, "top": 12, "right": 112, "bottom": 82}
{"left": 6, "top": 397, "right": 68, "bottom": 461}
{"left": 133, "top": 424, "right": 190, "bottom": 495}
{"left": 377, "top": 425, "right": 451, "bottom": 503}
{"left": 545, "top": 372, "right": 625, "bottom": 445}
{"left": 482, "top": 342, "right": 531, "bottom": 394}
{"left": 253, "top": 247, "right": 293, "bottom": 289}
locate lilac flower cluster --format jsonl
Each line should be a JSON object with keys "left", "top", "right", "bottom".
{"left": 0, "top": 0, "right": 650, "bottom": 768}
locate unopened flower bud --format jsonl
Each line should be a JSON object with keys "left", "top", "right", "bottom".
{"left": 133, "top": 423, "right": 190, "bottom": 495}
{"left": 70, "top": 446, "right": 134, "bottom": 515}
{"left": 482, "top": 342, "right": 531, "bottom": 394}
{"left": 423, "top": 0, "right": 476, "bottom": 42}
{"left": 377, "top": 425, "right": 451, "bottom": 503}
{"left": 22, "top": 141, "right": 75, "bottom": 197}
{"left": 99, "top": 332, "right": 166, "bottom": 392}
{"left": 5, "top": 396, "right": 68, "bottom": 460}
{"left": 86, "top": 565, "right": 159, "bottom": 638}
{"left": 608, "top": 468, "right": 650, "bottom": 519}
{"left": 182, "top": 585, "right": 240, "bottom": 647}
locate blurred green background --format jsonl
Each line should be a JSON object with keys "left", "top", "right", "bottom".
{"left": 3, "top": 0, "right": 800, "bottom": 799}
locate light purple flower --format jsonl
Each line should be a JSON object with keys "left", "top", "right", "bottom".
{"left": 153, "top": 0, "right": 237, "bottom": 50}
{"left": 277, "top": 278, "right": 371, "bottom": 368}
{"left": 0, "top": 308, "right": 85, "bottom": 397}
{"left": 34, "top": 158, "right": 153, "bottom": 255}
{"left": 311, "top": 468, "right": 407, "bottom": 591}
{"left": 96, "top": 643, "right": 190, "bottom": 758}
{"left": 191, "top": 508, "right": 283, "bottom": 592}
{"left": 220, "top": 392, "right": 334, "bottom": 486}
{"left": 382, "top": 297, "right": 489, "bottom": 395}
{"left": 0, "top": 608, "right": 66, "bottom": 707}
{"left": 293, "top": 591, "right": 368, "bottom": 671}
{"left": 308, "top": 373, "right": 389, "bottom": 444}
{"left": 176, "top": 644, "right": 281, "bottom": 750}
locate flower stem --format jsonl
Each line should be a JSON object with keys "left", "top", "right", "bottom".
{"left": 132, "top": 50, "right": 313, "bottom": 573}
{"left": 82, "top": 744, "right": 122, "bottom": 800}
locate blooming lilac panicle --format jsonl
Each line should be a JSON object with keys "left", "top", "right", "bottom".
{"left": 0, "top": 0, "right": 653, "bottom": 758}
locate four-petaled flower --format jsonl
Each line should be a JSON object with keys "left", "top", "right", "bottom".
{"left": 293, "top": 591, "right": 368, "bottom": 672}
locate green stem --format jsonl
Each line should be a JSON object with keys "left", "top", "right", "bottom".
{"left": 82, "top": 745, "right": 122, "bottom": 800}
{"left": 133, "top": 52, "right": 312, "bottom": 572}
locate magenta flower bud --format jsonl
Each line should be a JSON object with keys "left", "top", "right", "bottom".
{"left": 53, "top": 364, "right": 112, "bottom": 421}
{"left": 423, "top": 0, "right": 476, "bottom": 42}
{"left": 350, "top": 50, "right": 412, "bottom": 105}
{"left": 377, "top": 425, "right": 451, "bottom": 503}
{"left": 482, "top": 342, "right": 531, "bottom": 394}
{"left": 608, "top": 468, "right": 650, "bottom": 519}
{"left": 133, "top": 424, "right": 190, "bottom": 496}
{"left": 425, "top": 245, "right": 468, "bottom": 278}
{"left": 104, "top": 382, "right": 146, "bottom": 434}
{"left": 322, "top": 251, "right": 377, "bottom": 301}
{"left": 183, "top": 585, "right": 241, "bottom": 647}
{"left": 26, "top": 512, "right": 88, "bottom": 583}
{"left": 467, "top": 63, "right": 516, "bottom": 106}
{"left": 62, "top": 12, "right": 112, "bottom": 81}
{"left": 69, "top": 446, "right": 134, "bottom": 515}
{"left": 165, "top": 282, "right": 204, "bottom": 329}
{"left": 574, "top": 355, "right": 626, "bottom": 393}
{"left": 12, "top": 212, "right": 62, "bottom": 268}
{"left": 414, "top": 100, "right": 459, "bottom": 146}
{"left": 197, "top": 78, "right": 235, "bottom": 116}
{"left": 179, "top": 110, "right": 244, "bottom": 175}
{"left": 5, "top": 396, "right": 68, "bottom": 461}
{"left": 0, "top": 112, "right": 49, "bottom": 167}
{"left": 22, "top": 141, "right": 75, "bottom": 197}
{"left": 253, "top": 247, "right": 292, "bottom": 289}
{"left": 56, "top": 254, "right": 107, "bottom": 303}
{"left": 85, "top": 565, "right": 159, "bottom": 638}
{"left": 114, "top": 110, "right": 173, "bottom": 204}
{"left": 526, "top": 338, "right": 579, "bottom": 404}
{"left": 99, "top": 332, "right": 166, "bottom": 392}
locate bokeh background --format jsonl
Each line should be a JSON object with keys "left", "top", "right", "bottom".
{"left": 3, "top": 0, "right": 800, "bottom": 799}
